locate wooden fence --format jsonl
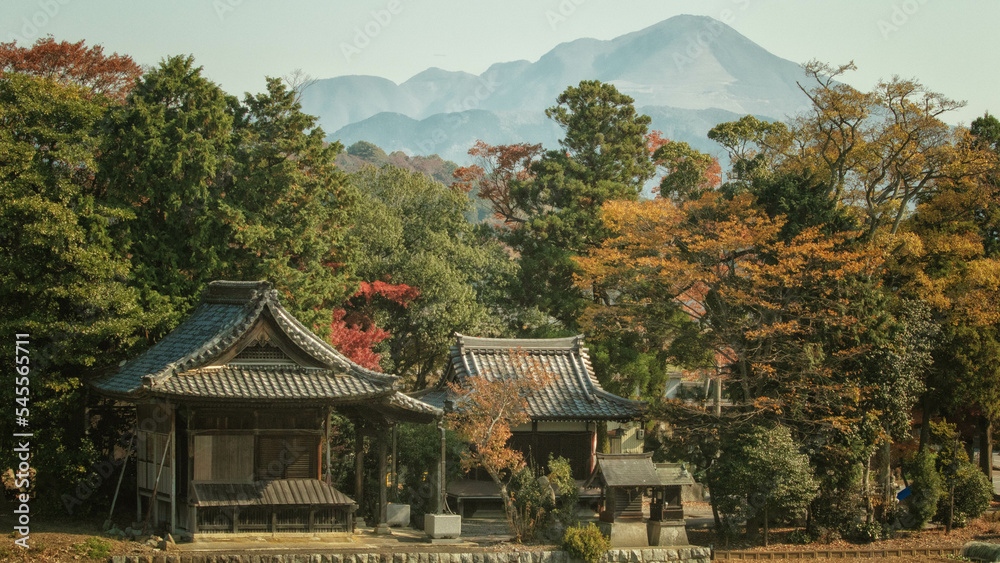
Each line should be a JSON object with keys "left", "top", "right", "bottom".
{"left": 713, "top": 546, "right": 962, "bottom": 559}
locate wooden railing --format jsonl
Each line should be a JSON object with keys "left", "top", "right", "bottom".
{"left": 713, "top": 546, "right": 962, "bottom": 559}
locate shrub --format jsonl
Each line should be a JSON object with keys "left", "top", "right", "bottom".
{"left": 808, "top": 459, "right": 865, "bottom": 539}
{"left": 904, "top": 450, "right": 941, "bottom": 530}
{"left": 787, "top": 528, "right": 812, "bottom": 545}
{"left": 73, "top": 537, "right": 112, "bottom": 559}
{"left": 707, "top": 423, "right": 818, "bottom": 545}
{"left": 811, "top": 526, "right": 841, "bottom": 544}
{"left": 549, "top": 455, "right": 580, "bottom": 529}
{"left": 937, "top": 462, "right": 993, "bottom": 527}
{"left": 562, "top": 523, "right": 611, "bottom": 563}
{"left": 509, "top": 464, "right": 554, "bottom": 542}
{"left": 848, "top": 520, "right": 886, "bottom": 542}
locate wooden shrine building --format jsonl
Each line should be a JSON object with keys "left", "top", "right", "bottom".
{"left": 92, "top": 281, "right": 440, "bottom": 537}
{"left": 416, "top": 334, "right": 645, "bottom": 512}
{"left": 584, "top": 453, "right": 695, "bottom": 547}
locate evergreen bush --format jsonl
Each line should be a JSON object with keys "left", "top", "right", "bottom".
{"left": 562, "top": 523, "right": 610, "bottom": 563}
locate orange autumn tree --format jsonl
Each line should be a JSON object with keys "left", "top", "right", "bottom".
{"left": 452, "top": 140, "right": 543, "bottom": 227}
{"left": 575, "top": 189, "right": 933, "bottom": 528}
{"left": 889, "top": 117, "right": 1000, "bottom": 460}
{"left": 578, "top": 191, "right": 905, "bottom": 415}
{"left": 0, "top": 37, "right": 142, "bottom": 103}
{"left": 710, "top": 62, "right": 995, "bottom": 238}
{"left": 444, "top": 349, "right": 552, "bottom": 541}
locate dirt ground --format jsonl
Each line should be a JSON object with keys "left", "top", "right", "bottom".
{"left": 1, "top": 504, "right": 996, "bottom": 562}
{"left": 685, "top": 501, "right": 1000, "bottom": 562}
{"left": 0, "top": 513, "right": 157, "bottom": 562}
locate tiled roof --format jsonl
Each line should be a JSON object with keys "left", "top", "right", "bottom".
{"left": 94, "top": 298, "right": 253, "bottom": 396}
{"left": 193, "top": 479, "right": 356, "bottom": 507}
{"left": 151, "top": 366, "right": 389, "bottom": 402}
{"left": 589, "top": 453, "right": 660, "bottom": 487}
{"left": 91, "top": 281, "right": 423, "bottom": 412}
{"left": 418, "top": 334, "right": 644, "bottom": 421}
{"left": 585, "top": 454, "right": 695, "bottom": 488}
{"left": 655, "top": 463, "right": 696, "bottom": 487}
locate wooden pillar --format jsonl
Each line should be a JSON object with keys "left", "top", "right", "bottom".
{"left": 714, "top": 375, "right": 722, "bottom": 417}
{"left": 325, "top": 406, "right": 332, "bottom": 484}
{"left": 136, "top": 423, "right": 143, "bottom": 523}
{"left": 375, "top": 431, "right": 390, "bottom": 534}
{"left": 169, "top": 404, "right": 176, "bottom": 534}
{"left": 390, "top": 424, "right": 398, "bottom": 499}
{"left": 354, "top": 425, "right": 364, "bottom": 508}
{"left": 439, "top": 419, "right": 447, "bottom": 514}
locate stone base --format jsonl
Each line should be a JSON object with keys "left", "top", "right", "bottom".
{"left": 373, "top": 524, "right": 392, "bottom": 535}
{"left": 423, "top": 513, "right": 461, "bottom": 539}
{"left": 386, "top": 503, "right": 410, "bottom": 527}
{"left": 598, "top": 521, "right": 649, "bottom": 547}
{"left": 427, "top": 538, "right": 464, "bottom": 544}
{"left": 647, "top": 520, "right": 689, "bottom": 546}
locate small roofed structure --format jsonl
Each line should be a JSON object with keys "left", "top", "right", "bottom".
{"left": 584, "top": 453, "right": 695, "bottom": 547}
{"left": 416, "top": 334, "right": 645, "bottom": 515}
{"left": 419, "top": 334, "right": 645, "bottom": 477}
{"left": 93, "top": 281, "right": 440, "bottom": 537}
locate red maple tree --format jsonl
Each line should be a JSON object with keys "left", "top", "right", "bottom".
{"left": 327, "top": 281, "right": 420, "bottom": 370}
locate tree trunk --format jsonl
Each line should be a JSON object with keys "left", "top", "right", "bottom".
{"left": 874, "top": 434, "right": 892, "bottom": 524}
{"left": 763, "top": 503, "right": 769, "bottom": 547}
{"left": 863, "top": 456, "right": 873, "bottom": 525}
{"left": 918, "top": 394, "right": 937, "bottom": 452}
{"left": 711, "top": 496, "right": 722, "bottom": 531}
{"left": 980, "top": 416, "right": 994, "bottom": 481}
{"left": 745, "top": 498, "right": 760, "bottom": 542}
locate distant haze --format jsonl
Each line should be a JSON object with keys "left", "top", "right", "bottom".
{"left": 301, "top": 16, "right": 814, "bottom": 164}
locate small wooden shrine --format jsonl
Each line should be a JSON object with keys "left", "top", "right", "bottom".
{"left": 584, "top": 453, "right": 695, "bottom": 547}
{"left": 415, "top": 334, "right": 645, "bottom": 514}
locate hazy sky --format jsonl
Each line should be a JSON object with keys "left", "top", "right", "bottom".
{"left": 3, "top": 0, "right": 996, "bottom": 124}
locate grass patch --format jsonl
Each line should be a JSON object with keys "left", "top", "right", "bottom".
{"left": 72, "top": 536, "right": 112, "bottom": 559}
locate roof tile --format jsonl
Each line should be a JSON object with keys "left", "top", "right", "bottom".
{"left": 418, "top": 333, "right": 644, "bottom": 421}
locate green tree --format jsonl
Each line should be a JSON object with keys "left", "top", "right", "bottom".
{"left": 0, "top": 73, "right": 148, "bottom": 511}
{"left": 346, "top": 165, "right": 519, "bottom": 387}
{"left": 223, "top": 76, "right": 355, "bottom": 330}
{"left": 509, "top": 80, "right": 655, "bottom": 329}
{"left": 102, "top": 58, "right": 354, "bottom": 334}
{"left": 707, "top": 423, "right": 818, "bottom": 546}
{"left": 99, "top": 55, "right": 236, "bottom": 332}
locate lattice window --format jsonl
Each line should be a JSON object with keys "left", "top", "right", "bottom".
{"left": 231, "top": 340, "right": 294, "bottom": 364}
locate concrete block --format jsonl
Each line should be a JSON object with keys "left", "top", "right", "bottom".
{"left": 648, "top": 521, "right": 689, "bottom": 547}
{"left": 386, "top": 503, "right": 411, "bottom": 527}
{"left": 424, "top": 513, "right": 462, "bottom": 538}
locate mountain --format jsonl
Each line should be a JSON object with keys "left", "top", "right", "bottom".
{"left": 336, "top": 141, "right": 459, "bottom": 186}
{"left": 301, "top": 15, "right": 814, "bottom": 164}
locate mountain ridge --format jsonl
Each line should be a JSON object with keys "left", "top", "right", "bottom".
{"left": 300, "top": 14, "right": 814, "bottom": 164}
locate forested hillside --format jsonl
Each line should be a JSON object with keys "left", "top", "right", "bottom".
{"left": 2, "top": 38, "right": 999, "bottom": 546}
